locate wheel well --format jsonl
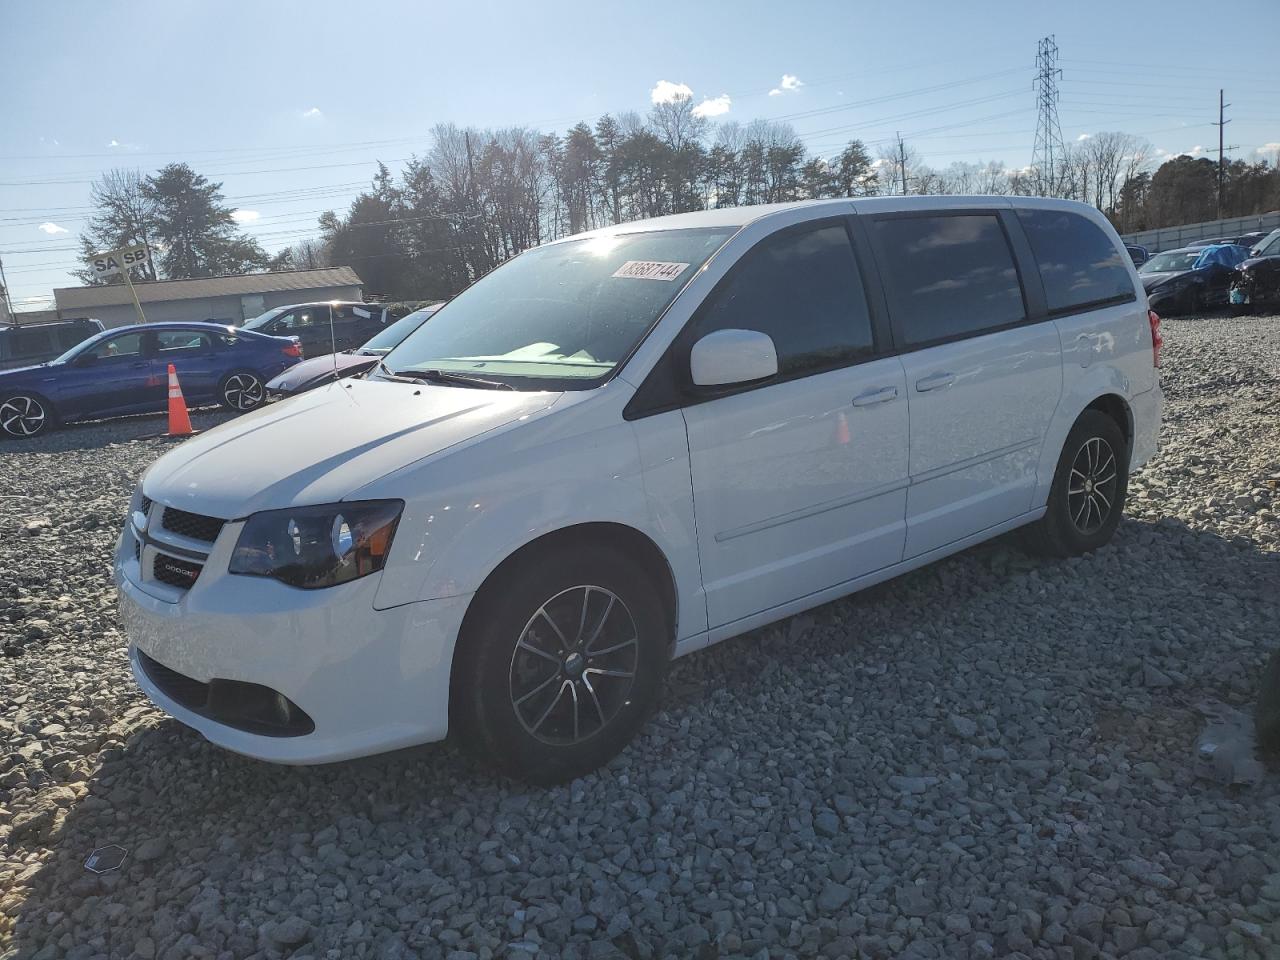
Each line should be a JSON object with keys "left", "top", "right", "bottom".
{"left": 1084, "top": 394, "right": 1132, "bottom": 451}
{"left": 456, "top": 522, "right": 679, "bottom": 661}
{"left": 0, "top": 389, "right": 57, "bottom": 419}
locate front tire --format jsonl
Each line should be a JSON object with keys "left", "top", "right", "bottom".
{"left": 451, "top": 543, "right": 670, "bottom": 784}
{"left": 1023, "top": 410, "right": 1129, "bottom": 557}
{"left": 0, "top": 393, "right": 54, "bottom": 439}
{"left": 220, "top": 371, "right": 265, "bottom": 411}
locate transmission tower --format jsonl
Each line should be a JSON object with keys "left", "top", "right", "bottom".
{"left": 1032, "top": 36, "right": 1066, "bottom": 197}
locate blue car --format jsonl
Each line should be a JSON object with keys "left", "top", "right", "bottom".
{"left": 0, "top": 322, "right": 302, "bottom": 439}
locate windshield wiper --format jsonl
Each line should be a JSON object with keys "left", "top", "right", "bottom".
{"left": 383, "top": 364, "right": 514, "bottom": 390}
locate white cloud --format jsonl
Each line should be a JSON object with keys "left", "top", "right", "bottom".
{"left": 37, "top": 222, "right": 68, "bottom": 235}
{"left": 770, "top": 73, "right": 805, "bottom": 96}
{"left": 107, "top": 139, "right": 120, "bottom": 147}
{"left": 1076, "top": 132, "right": 1092, "bottom": 141}
{"left": 230, "top": 209, "right": 260, "bottom": 224}
{"left": 1187, "top": 144, "right": 1205, "bottom": 157}
{"left": 301, "top": 107, "right": 324, "bottom": 119}
{"left": 650, "top": 80, "right": 693, "bottom": 105}
{"left": 692, "top": 94, "right": 731, "bottom": 118}
{"left": 1256, "top": 142, "right": 1280, "bottom": 155}
{"left": 870, "top": 157, "right": 893, "bottom": 170}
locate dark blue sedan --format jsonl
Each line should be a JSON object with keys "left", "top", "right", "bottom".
{"left": 0, "top": 322, "right": 302, "bottom": 439}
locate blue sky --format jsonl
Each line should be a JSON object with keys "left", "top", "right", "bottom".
{"left": 3, "top": 0, "right": 1279, "bottom": 309}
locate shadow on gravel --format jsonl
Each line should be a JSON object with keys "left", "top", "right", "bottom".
{"left": 8, "top": 515, "right": 1278, "bottom": 958}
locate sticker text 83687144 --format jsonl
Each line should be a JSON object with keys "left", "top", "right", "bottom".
{"left": 611, "top": 260, "right": 691, "bottom": 281}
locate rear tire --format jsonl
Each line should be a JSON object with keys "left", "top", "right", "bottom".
{"left": 219, "top": 371, "right": 265, "bottom": 411}
{"left": 451, "top": 543, "right": 670, "bottom": 784}
{"left": 1023, "top": 410, "right": 1129, "bottom": 558}
{"left": 0, "top": 393, "right": 54, "bottom": 439}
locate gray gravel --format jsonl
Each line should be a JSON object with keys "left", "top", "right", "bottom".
{"left": 2, "top": 317, "right": 1279, "bottom": 960}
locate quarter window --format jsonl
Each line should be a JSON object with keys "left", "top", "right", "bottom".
{"left": 690, "top": 223, "right": 875, "bottom": 378}
{"left": 873, "top": 214, "right": 1025, "bottom": 346}
{"left": 1017, "top": 208, "right": 1135, "bottom": 313}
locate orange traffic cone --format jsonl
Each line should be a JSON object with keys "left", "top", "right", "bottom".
{"left": 166, "top": 363, "right": 194, "bottom": 437}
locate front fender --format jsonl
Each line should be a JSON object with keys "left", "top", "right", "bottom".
{"left": 360, "top": 388, "right": 705, "bottom": 642}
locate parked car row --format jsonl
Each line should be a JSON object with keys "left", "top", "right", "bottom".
{"left": 0, "top": 323, "right": 301, "bottom": 439}
{"left": 240, "top": 300, "right": 433, "bottom": 357}
{"left": 265, "top": 302, "right": 444, "bottom": 396}
{"left": 1137, "top": 228, "right": 1280, "bottom": 316}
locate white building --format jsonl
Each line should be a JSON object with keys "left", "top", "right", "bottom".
{"left": 52, "top": 266, "right": 363, "bottom": 329}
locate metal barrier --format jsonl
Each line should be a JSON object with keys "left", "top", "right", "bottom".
{"left": 1122, "top": 211, "right": 1280, "bottom": 253}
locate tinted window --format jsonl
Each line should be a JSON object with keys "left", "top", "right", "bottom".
{"left": 690, "top": 223, "right": 874, "bottom": 378}
{"left": 334, "top": 304, "right": 378, "bottom": 323}
{"left": 1018, "top": 209, "right": 1134, "bottom": 313}
{"left": 271, "top": 307, "right": 328, "bottom": 330}
{"left": 873, "top": 214, "right": 1024, "bottom": 346}
{"left": 11, "top": 329, "right": 53, "bottom": 357}
{"left": 56, "top": 327, "right": 91, "bottom": 350}
{"left": 157, "top": 330, "right": 213, "bottom": 354}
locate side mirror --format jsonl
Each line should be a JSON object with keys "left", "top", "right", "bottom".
{"left": 689, "top": 328, "right": 778, "bottom": 388}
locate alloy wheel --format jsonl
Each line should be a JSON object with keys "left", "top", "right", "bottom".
{"left": 508, "top": 585, "right": 640, "bottom": 746}
{"left": 223, "top": 374, "right": 264, "bottom": 410}
{"left": 0, "top": 396, "right": 46, "bottom": 437}
{"left": 1067, "top": 436, "right": 1118, "bottom": 535}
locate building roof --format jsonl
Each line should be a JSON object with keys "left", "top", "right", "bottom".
{"left": 53, "top": 266, "right": 363, "bottom": 311}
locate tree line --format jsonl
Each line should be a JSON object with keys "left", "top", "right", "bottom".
{"left": 79, "top": 92, "right": 1280, "bottom": 296}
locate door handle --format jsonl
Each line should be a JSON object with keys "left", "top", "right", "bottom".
{"left": 915, "top": 372, "right": 955, "bottom": 392}
{"left": 130, "top": 361, "right": 149, "bottom": 369}
{"left": 852, "top": 386, "right": 899, "bottom": 407}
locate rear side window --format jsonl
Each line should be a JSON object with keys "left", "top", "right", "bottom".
{"left": 690, "top": 223, "right": 875, "bottom": 378}
{"left": 1017, "top": 208, "right": 1135, "bottom": 314}
{"left": 157, "top": 331, "right": 213, "bottom": 354}
{"left": 873, "top": 214, "right": 1024, "bottom": 346}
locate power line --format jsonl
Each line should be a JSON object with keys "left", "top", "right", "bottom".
{"left": 1032, "top": 35, "right": 1067, "bottom": 197}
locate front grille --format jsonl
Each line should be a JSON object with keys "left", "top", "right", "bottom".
{"left": 161, "top": 507, "right": 225, "bottom": 544}
{"left": 152, "top": 553, "right": 203, "bottom": 589}
{"left": 133, "top": 535, "right": 141, "bottom": 562}
{"left": 136, "top": 650, "right": 314, "bottom": 737}
{"left": 140, "top": 495, "right": 153, "bottom": 515}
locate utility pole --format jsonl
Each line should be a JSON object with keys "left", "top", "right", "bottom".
{"left": 1214, "top": 89, "right": 1233, "bottom": 219}
{"left": 897, "top": 132, "right": 908, "bottom": 196}
{"left": 1032, "top": 36, "right": 1066, "bottom": 197}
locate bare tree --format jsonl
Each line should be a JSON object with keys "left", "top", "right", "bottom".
{"left": 74, "top": 169, "right": 159, "bottom": 284}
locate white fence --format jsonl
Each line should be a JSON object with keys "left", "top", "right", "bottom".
{"left": 1121, "top": 211, "right": 1280, "bottom": 253}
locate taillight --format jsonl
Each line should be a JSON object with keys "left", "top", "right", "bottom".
{"left": 282, "top": 341, "right": 302, "bottom": 358}
{"left": 1147, "top": 309, "right": 1162, "bottom": 368}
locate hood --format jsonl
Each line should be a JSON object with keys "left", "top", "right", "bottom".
{"left": 0, "top": 362, "right": 53, "bottom": 380}
{"left": 142, "top": 378, "right": 561, "bottom": 519}
{"left": 1238, "top": 255, "right": 1280, "bottom": 273}
{"left": 266, "top": 352, "right": 376, "bottom": 391}
{"left": 1140, "top": 271, "right": 1187, "bottom": 293}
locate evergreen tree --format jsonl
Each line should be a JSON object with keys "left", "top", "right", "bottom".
{"left": 142, "top": 163, "right": 268, "bottom": 278}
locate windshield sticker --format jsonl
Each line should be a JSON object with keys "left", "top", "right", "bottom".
{"left": 612, "top": 260, "right": 690, "bottom": 281}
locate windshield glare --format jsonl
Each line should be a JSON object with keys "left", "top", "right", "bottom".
{"left": 359, "top": 307, "right": 439, "bottom": 355}
{"left": 380, "top": 228, "right": 733, "bottom": 389}
{"left": 1141, "top": 251, "right": 1199, "bottom": 273}
{"left": 1255, "top": 231, "right": 1280, "bottom": 257}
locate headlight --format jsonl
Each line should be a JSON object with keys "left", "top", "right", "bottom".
{"left": 229, "top": 500, "right": 403, "bottom": 589}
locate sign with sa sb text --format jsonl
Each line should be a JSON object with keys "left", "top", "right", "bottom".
{"left": 88, "top": 244, "right": 150, "bottom": 279}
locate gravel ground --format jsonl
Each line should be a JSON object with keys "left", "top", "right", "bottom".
{"left": 2, "top": 316, "right": 1279, "bottom": 960}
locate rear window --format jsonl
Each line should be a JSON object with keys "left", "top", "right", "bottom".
{"left": 872, "top": 213, "right": 1025, "bottom": 346}
{"left": 1017, "top": 209, "right": 1135, "bottom": 314}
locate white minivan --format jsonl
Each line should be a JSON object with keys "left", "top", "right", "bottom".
{"left": 116, "top": 197, "right": 1162, "bottom": 782}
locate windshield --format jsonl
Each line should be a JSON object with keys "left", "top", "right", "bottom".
{"left": 380, "top": 227, "right": 734, "bottom": 389}
{"left": 358, "top": 307, "right": 440, "bottom": 355}
{"left": 243, "top": 306, "right": 289, "bottom": 331}
{"left": 1140, "top": 250, "right": 1200, "bottom": 274}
